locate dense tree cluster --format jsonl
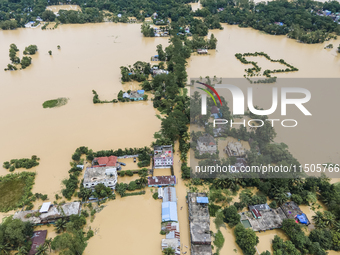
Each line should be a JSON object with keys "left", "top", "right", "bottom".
{"left": 3, "top": 155, "right": 40, "bottom": 171}
{"left": 0, "top": 216, "right": 34, "bottom": 253}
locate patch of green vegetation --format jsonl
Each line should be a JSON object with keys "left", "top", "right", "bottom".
{"left": 235, "top": 52, "right": 299, "bottom": 82}
{"left": 0, "top": 172, "right": 36, "bottom": 212}
{"left": 3, "top": 155, "right": 40, "bottom": 171}
{"left": 42, "top": 97, "right": 68, "bottom": 108}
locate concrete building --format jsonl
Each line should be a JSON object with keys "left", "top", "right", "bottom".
{"left": 129, "top": 90, "right": 144, "bottom": 101}
{"left": 161, "top": 238, "right": 180, "bottom": 255}
{"left": 83, "top": 167, "right": 118, "bottom": 190}
{"left": 225, "top": 142, "right": 247, "bottom": 157}
{"left": 14, "top": 202, "right": 81, "bottom": 225}
{"left": 188, "top": 193, "right": 212, "bottom": 255}
{"left": 148, "top": 176, "right": 176, "bottom": 187}
{"left": 196, "top": 134, "right": 217, "bottom": 155}
{"left": 154, "top": 145, "right": 173, "bottom": 168}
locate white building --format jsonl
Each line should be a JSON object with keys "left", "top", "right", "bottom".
{"left": 154, "top": 145, "right": 173, "bottom": 168}
{"left": 83, "top": 167, "right": 118, "bottom": 190}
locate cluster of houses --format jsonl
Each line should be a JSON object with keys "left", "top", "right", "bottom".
{"left": 13, "top": 201, "right": 81, "bottom": 224}
{"left": 122, "top": 90, "right": 145, "bottom": 101}
{"left": 188, "top": 193, "right": 212, "bottom": 255}
{"left": 315, "top": 9, "right": 340, "bottom": 24}
{"left": 239, "top": 201, "right": 310, "bottom": 232}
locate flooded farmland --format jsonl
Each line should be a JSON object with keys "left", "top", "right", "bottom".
{"left": 1, "top": 20, "right": 340, "bottom": 255}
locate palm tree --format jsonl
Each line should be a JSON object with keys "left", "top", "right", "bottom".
{"left": 35, "top": 244, "right": 48, "bottom": 255}
{"left": 44, "top": 238, "right": 52, "bottom": 253}
{"left": 54, "top": 218, "right": 67, "bottom": 233}
{"left": 312, "top": 211, "right": 324, "bottom": 227}
{"left": 333, "top": 221, "right": 340, "bottom": 232}
{"left": 15, "top": 246, "right": 28, "bottom": 255}
{"left": 0, "top": 243, "right": 11, "bottom": 255}
{"left": 273, "top": 188, "right": 288, "bottom": 206}
{"left": 162, "top": 247, "right": 175, "bottom": 255}
{"left": 323, "top": 211, "right": 335, "bottom": 228}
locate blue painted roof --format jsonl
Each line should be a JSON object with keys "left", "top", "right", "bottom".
{"left": 296, "top": 214, "right": 308, "bottom": 224}
{"left": 137, "top": 90, "right": 144, "bottom": 94}
{"left": 196, "top": 197, "right": 209, "bottom": 203}
{"left": 162, "top": 202, "right": 178, "bottom": 222}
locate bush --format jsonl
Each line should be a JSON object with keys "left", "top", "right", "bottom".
{"left": 269, "top": 201, "right": 277, "bottom": 209}
{"left": 23, "top": 45, "right": 38, "bottom": 55}
{"left": 153, "top": 192, "right": 159, "bottom": 200}
{"left": 223, "top": 205, "right": 241, "bottom": 228}
{"left": 81, "top": 210, "right": 89, "bottom": 218}
{"left": 126, "top": 170, "right": 133, "bottom": 176}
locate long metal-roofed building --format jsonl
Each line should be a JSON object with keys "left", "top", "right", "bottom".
{"left": 163, "top": 187, "right": 177, "bottom": 202}
{"left": 188, "top": 192, "right": 212, "bottom": 255}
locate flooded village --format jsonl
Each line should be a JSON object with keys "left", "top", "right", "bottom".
{"left": 1, "top": 1, "right": 340, "bottom": 255}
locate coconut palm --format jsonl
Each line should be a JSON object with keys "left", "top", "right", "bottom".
{"left": 323, "top": 211, "right": 335, "bottom": 228}
{"left": 312, "top": 211, "right": 324, "bottom": 227}
{"left": 333, "top": 221, "right": 340, "bottom": 232}
{"left": 35, "top": 244, "right": 48, "bottom": 255}
{"left": 0, "top": 243, "right": 11, "bottom": 255}
{"left": 162, "top": 247, "right": 175, "bottom": 255}
{"left": 54, "top": 218, "right": 67, "bottom": 233}
{"left": 15, "top": 246, "right": 28, "bottom": 255}
{"left": 44, "top": 238, "right": 52, "bottom": 253}
{"left": 273, "top": 188, "right": 288, "bottom": 206}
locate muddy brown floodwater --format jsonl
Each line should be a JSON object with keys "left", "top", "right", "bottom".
{"left": 1, "top": 21, "right": 340, "bottom": 255}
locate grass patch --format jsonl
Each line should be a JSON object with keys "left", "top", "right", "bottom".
{"left": 121, "top": 191, "right": 146, "bottom": 197}
{"left": 0, "top": 172, "right": 36, "bottom": 212}
{"left": 42, "top": 97, "right": 68, "bottom": 108}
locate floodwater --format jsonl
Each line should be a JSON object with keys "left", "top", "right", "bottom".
{"left": 187, "top": 23, "right": 340, "bottom": 173}
{"left": 0, "top": 23, "right": 163, "bottom": 213}
{"left": 1, "top": 19, "right": 340, "bottom": 255}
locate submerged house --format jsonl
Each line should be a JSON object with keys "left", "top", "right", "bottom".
{"left": 28, "top": 230, "right": 47, "bottom": 255}
{"left": 14, "top": 202, "right": 81, "bottom": 225}
{"left": 92, "top": 156, "right": 118, "bottom": 168}
{"left": 148, "top": 176, "right": 176, "bottom": 187}
{"left": 188, "top": 193, "right": 212, "bottom": 255}
{"left": 163, "top": 187, "right": 177, "bottom": 203}
{"left": 83, "top": 167, "right": 118, "bottom": 190}
{"left": 130, "top": 90, "right": 144, "bottom": 101}
{"left": 197, "top": 49, "right": 208, "bottom": 54}
{"left": 211, "top": 106, "right": 222, "bottom": 119}
{"left": 225, "top": 142, "right": 247, "bottom": 157}
{"left": 196, "top": 133, "right": 217, "bottom": 155}
{"left": 162, "top": 201, "right": 178, "bottom": 222}
{"left": 154, "top": 145, "right": 173, "bottom": 168}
